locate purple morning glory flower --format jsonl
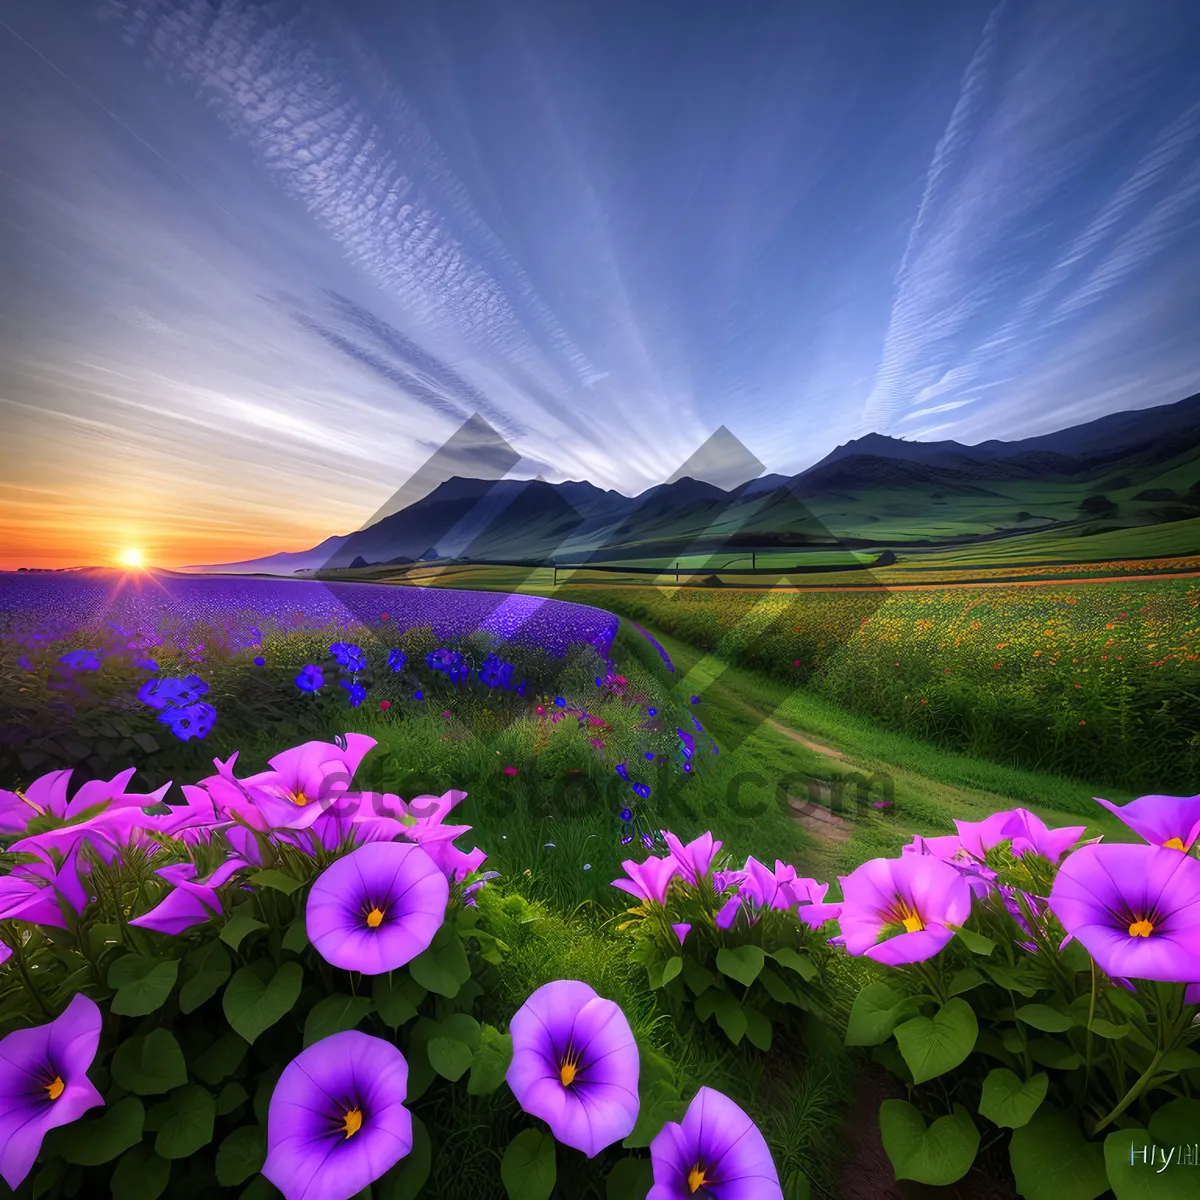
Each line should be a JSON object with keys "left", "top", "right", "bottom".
{"left": 1049, "top": 844, "right": 1200, "bottom": 982}
{"left": 0, "top": 993, "right": 104, "bottom": 1189}
{"left": 157, "top": 702, "right": 217, "bottom": 742}
{"left": 57, "top": 650, "right": 102, "bottom": 670}
{"left": 620, "top": 808, "right": 633, "bottom": 822}
{"left": 616, "top": 765, "right": 630, "bottom": 782}
{"left": 296, "top": 665, "right": 325, "bottom": 693}
{"left": 612, "top": 855, "right": 679, "bottom": 905}
{"left": 388, "top": 650, "right": 408, "bottom": 672}
{"left": 306, "top": 842, "right": 449, "bottom": 974}
{"left": 263, "top": 1031, "right": 413, "bottom": 1200}
{"left": 129, "top": 857, "right": 249, "bottom": 935}
{"left": 330, "top": 642, "right": 367, "bottom": 671}
{"left": 17, "top": 655, "right": 32, "bottom": 671}
{"left": 1093, "top": 793, "right": 1200, "bottom": 852}
{"left": 339, "top": 680, "right": 367, "bottom": 708}
{"left": 138, "top": 676, "right": 189, "bottom": 710}
{"left": 506, "top": 980, "right": 640, "bottom": 1157}
{"left": 648, "top": 1086, "right": 782, "bottom": 1200}
{"left": 662, "top": 831, "right": 723, "bottom": 888}
{"left": 823, "top": 853, "right": 973, "bottom": 965}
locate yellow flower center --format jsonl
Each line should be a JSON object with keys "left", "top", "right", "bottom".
{"left": 890, "top": 900, "right": 925, "bottom": 933}
{"left": 45, "top": 1075, "right": 65, "bottom": 1101}
{"left": 1128, "top": 918, "right": 1154, "bottom": 938}
{"left": 559, "top": 1051, "right": 580, "bottom": 1087}
{"left": 292, "top": 791, "right": 309, "bottom": 806}
{"left": 366, "top": 907, "right": 385, "bottom": 929}
{"left": 1163, "top": 837, "right": 1186, "bottom": 851}
{"left": 341, "top": 1106, "right": 363, "bottom": 1138}
{"left": 688, "top": 1164, "right": 709, "bottom": 1193}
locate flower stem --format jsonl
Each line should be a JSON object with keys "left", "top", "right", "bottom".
{"left": 1093, "top": 1050, "right": 1164, "bottom": 1135}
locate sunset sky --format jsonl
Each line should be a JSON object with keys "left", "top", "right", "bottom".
{"left": 3, "top": 0, "right": 1200, "bottom": 568}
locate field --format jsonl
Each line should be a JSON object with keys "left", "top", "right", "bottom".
{"left": 3, "top": 567, "right": 1200, "bottom": 1200}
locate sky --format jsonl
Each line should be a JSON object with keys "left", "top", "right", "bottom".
{"left": 2, "top": 0, "right": 1200, "bottom": 569}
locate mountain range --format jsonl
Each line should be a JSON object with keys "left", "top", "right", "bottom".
{"left": 187, "top": 391, "right": 1200, "bottom": 573}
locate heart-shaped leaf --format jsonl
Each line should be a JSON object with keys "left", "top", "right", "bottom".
{"left": 879, "top": 1100, "right": 979, "bottom": 1186}
{"left": 978, "top": 1068, "right": 1048, "bottom": 1128}
{"left": 179, "top": 942, "right": 231, "bottom": 1014}
{"left": 303, "top": 994, "right": 374, "bottom": 1047}
{"left": 1009, "top": 1106, "right": 1107, "bottom": 1200}
{"left": 155, "top": 1084, "right": 216, "bottom": 1159}
{"left": 108, "top": 956, "right": 179, "bottom": 1017}
{"left": 427, "top": 1036, "right": 473, "bottom": 1081}
{"left": 223, "top": 962, "right": 303, "bottom": 1044}
{"left": 845, "top": 982, "right": 920, "bottom": 1047}
{"left": 467, "top": 1025, "right": 513, "bottom": 1095}
{"left": 215, "top": 1126, "right": 266, "bottom": 1187}
{"left": 894, "top": 998, "right": 978, "bottom": 1084}
{"left": 1015, "top": 1004, "right": 1073, "bottom": 1033}
{"left": 111, "top": 1029, "right": 187, "bottom": 1095}
{"left": 501, "top": 1128, "right": 556, "bottom": 1200}
{"left": 716, "top": 945, "right": 765, "bottom": 987}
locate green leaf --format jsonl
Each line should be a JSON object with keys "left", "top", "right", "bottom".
{"left": 978, "top": 1069, "right": 1048, "bottom": 1129}
{"left": 282, "top": 915, "right": 310, "bottom": 953}
{"left": 248, "top": 868, "right": 302, "bottom": 895}
{"left": 179, "top": 942, "right": 231, "bottom": 1014}
{"left": 680, "top": 957, "right": 716, "bottom": 996}
{"left": 303, "top": 994, "right": 374, "bottom": 1047}
{"left": 1016, "top": 1004, "right": 1073, "bottom": 1033}
{"left": 1009, "top": 1106, "right": 1108, "bottom": 1200}
{"left": 1027, "top": 1039, "right": 1083, "bottom": 1071}
{"left": 133, "top": 732, "right": 159, "bottom": 754}
{"left": 893, "top": 999, "right": 978, "bottom": 1084}
{"left": 661, "top": 956, "right": 683, "bottom": 985}
{"left": 606, "top": 1157, "right": 653, "bottom": 1200}
{"left": 110, "top": 1029, "right": 187, "bottom": 1095}
{"left": 1159, "top": 1047, "right": 1200, "bottom": 1072}
{"left": 427, "top": 1037, "right": 473, "bottom": 1081}
{"left": 743, "top": 1005, "right": 773, "bottom": 1052}
{"left": 1148, "top": 1098, "right": 1200, "bottom": 1147}
{"left": 984, "top": 961, "right": 1040, "bottom": 997}
{"left": 110, "top": 1142, "right": 170, "bottom": 1200}
{"left": 220, "top": 913, "right": 269, "bottom": 952}
{"left": 468, "top": 1025, "right": 513, "bottom": 1095}
{"left": 948, "top": 968, "right": 986, "bottom": 997}
{"left": 623, "top": 1080, "right": 686, "bottom": 1149}
{"left": 947, "top": 923, "right": 995, "bottom": 956}
{"left": 783, "top": 1169, "right": 813, "bottom": 1200}
{"left": 845, "top": 982, "right": 920, "bottom": 1047}
{"left": 375, "top": 1115, "right": 432, "bottom": 1200}
{"left": 770, "top": 947, "right": 818, "bottom": 981}
{"left": 253, "top": 1064, "right": 284, "bottom": 1126}
{"left": 373, "top": 974, "right": 424, "bottom": 1029}
{"left": 191, "top": 1030, "right": 247, "bottom": 1085}
{"left": 45, "top": 1096, "right": 144, "bottom": 1165}
{"left": 694, "top": 989, "right": 747, "bottom": 1045}
{"left": 716, "top": 945, "right": 765, "bottom": 987}
{"left": 215, "top": 1126, "right": 267, "bottom": 1187}
{"left": 217, "top": 1081, "right": 249, "bottom": 1116}
{"left": 154, "top": 1084, "right": 216, "bottom": 1159}
{"left": 501, "top": 1129, "right": 556, "bottom": 1200}
{"left": 1087, "top": 1017, "right": 1131, "bottom": 1039}
{"left": 436, "top": 1012, "right": 481, "bottom": 1050}
{"left": 758, "top": 967, "right": 799, "bottom": 1006}
{"left": 108, "top": 957, "right": 179, "bottom": 1017}
{"left": 224, "top": 962, "right": 303, "bottom": 1044}
{"left": 879, "top": 1100, "right": 979, "bottom": 1186}
{"left": 408, "top": 940, "right": 467, "bottom": 997}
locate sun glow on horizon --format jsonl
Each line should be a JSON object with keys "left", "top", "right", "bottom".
{"left": 118, "top": 548, "right": 146, "bottom": 569}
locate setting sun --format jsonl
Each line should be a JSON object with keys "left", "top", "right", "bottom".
{"left": 118, "top": 548, "right": 145, "bottom": 569}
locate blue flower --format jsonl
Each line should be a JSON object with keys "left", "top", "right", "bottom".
{"left": 553, "top": 697, "right": 566, "bottom": 707}
{"left": 647, "top": 707, "right": 657, "bottom": 717}
{"left": 388, "top": 649, "right": 408, "bottom": 672}
{"left": 690, "top": 695, "right": 699, "bottom": 704}
{"left": 157, "top": 702, "right": 217, "bottom": 742}
{"left": 138, "top": 677, "right": 191, "bottom": 710}
{"left": 632, "top": 783, "right": 651, "bottom": 799}
{"left": 414, "top": 689, "right": 424, "bottom": 700}
{"left": 295, "top": 664, "right": 325, "bottom": 693}
{"left": 17, "top": 655, "right": 31, "bottom": 671}
{"left": 253, "top": 657, "right": 265, "bottom": 667}
{"left": 340, "top": 679, "right": 367, "bottom": 708}
{"left": 479, "top": 654, "right": 514, "bottom": 689}
{"left": 615, "top": 764, "right": 630, "bottom": 782}
{"left": 136, "top": 659, "right": 159, "bottom": 671}
{"left": 59, "top": 650, "right": 102, "bottom": 670}
{"left": 643, "top": 752, "right": 655, "bottom": 761}
{"left": 620, "top": 807, "right": 632, "bottom": 822}
{"left": 331, "top": 642, "right": 367, "bottom": 671}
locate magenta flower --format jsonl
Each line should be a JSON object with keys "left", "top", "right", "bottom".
{"left": 1048, "top": 844, "right": 1200, "bottom": 982}
{"left": 506, "top": 980, "right": 640, "bottom": 1157}
{"left": 662, "top": 830, "right": 722, "bottom": 887}
{"left": 1093, "top": 793, "right": 1200, "bottom": 852}
{"left": 307, "top": 842, "right": 449, "bottom": 974}
{"left": 228, "top": 734, "right": 377, "bottom": 827}
{"left": 830, "top": 854, "right": 973, "bottom": 965}
{"left": 0, "top": 842, "right": 92, "bottom": 930}
{"left": 611, "top": 855, "right": 680, "bottom": 905}
{"left": 715, "top": 857, "right": 831, "bottom": 928}
{"left": 672, "top": 923, "right": 692, "bottom": 945}
{"left": 0, "top": 993, "right": 104, "bottom": 1189}
{"left": 0, "top": 766, "right": 169, "bottom": 837}
{"left": 129, "top": 857, "right": 249, "bottom": 935}
{"left": 263, "top": 1031, "right": 413, "bottom": 1200}
{"left": 648, "top": 1086, "right": 782, "bottom": 1200}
